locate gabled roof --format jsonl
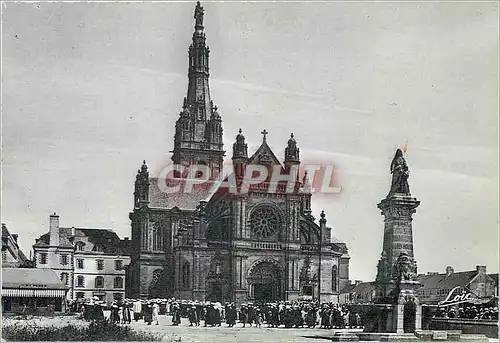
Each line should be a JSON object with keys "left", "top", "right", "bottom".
{"left": 247, "top": 140, "right": 284, "bottom": 169}
{"left": 2, "top": 268, "right": 67, "bottom": 289}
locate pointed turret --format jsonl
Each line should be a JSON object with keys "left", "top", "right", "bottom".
{"left": 134, "top": 160, "right": 150, "bottom": 207}
{"left": 284, "top": 132, "right": 300, "bottom": 173}
{"left": 232, "top": 128, "right": 248, "bottom": 179}
{"left": 232, "top": 128, "right": 248, "bottom": 160}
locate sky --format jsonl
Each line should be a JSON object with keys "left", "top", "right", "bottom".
{"left": 2, "top": 1, "right": 498, "bottom": 281}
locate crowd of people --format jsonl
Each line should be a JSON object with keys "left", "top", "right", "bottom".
{"left": 69, "top": 297, "right": 499, "bottom": 329}
{"left": 434, "top": 305, "right": 498, "bottom": 320}
{"left": 68, "top": 297, "right": 363, "bottom": 329}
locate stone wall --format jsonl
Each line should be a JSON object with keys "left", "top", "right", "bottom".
{"left": 429, "top": 318, "right": 498, "bottom": 338}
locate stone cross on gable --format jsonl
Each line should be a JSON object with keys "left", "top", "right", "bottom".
{"left": 261, "top": 129, "right": 269, "bottom": 142}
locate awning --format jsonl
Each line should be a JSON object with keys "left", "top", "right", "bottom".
{"left": 1, "top": 288, "right": 67, "bottom": 298}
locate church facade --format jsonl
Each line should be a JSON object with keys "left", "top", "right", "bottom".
{"left": 127, "top": 2, "right": 350, "bottom": 305}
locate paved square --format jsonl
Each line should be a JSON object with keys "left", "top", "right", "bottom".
{"left": 130, "top": 314, "right": 346, "bottom": 342}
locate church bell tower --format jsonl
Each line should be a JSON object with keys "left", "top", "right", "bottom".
{"left": 172, "top": 2, "right": 225, "bottom": 178}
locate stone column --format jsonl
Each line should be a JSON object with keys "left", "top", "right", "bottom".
{"left": 377, "top": 194, "right": 420, "bottom": 276}
{"left": 415, "top": 301, "right": 422, "bottom": 330}
{"left": 396, "top": 304, "right": 404, "bottom": 334}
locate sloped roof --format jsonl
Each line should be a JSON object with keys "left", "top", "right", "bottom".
{"left": 34, "top": 227, "right": 128, "bottom": 254}
{"left": 149, "top": 177, "right": 215, "bottom": 210}
{"left": 488, "top": 273, "right": 498, "bottom": 286}
{"left": 2, "top": 268, "right": 67, "bottom": 289}
{"left": 350, "top": 282, "right": 377, "bottom": 296}
{"left": 417, "top": 271, "right": 477, "bottom": 289}
{"left": 2, "top": 223, "right": 10, "bottom": 237}
{"left": 340, "top": 283, "right": 357, "bottom": 294}
{"left": 2, "top": 224, "right": 28, "bottom": 263}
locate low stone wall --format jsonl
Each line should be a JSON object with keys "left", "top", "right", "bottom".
{"left": 429, "top": 318, "right": 498, "bottom": 338}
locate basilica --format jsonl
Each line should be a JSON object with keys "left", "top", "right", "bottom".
{"left": 127, "top": 2, "right": 350, "bottom": 305}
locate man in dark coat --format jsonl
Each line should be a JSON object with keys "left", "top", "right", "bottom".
{"left": 226, "top": 304, "right": 237, "bottom": 327}
{"left": 144, "top": 304, "right": 153, "bottom": 325}
{"left": 188, "top": 306, "right": 198, "bottom": 326}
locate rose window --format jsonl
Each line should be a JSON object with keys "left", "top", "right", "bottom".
{"left": 250, "top": 207, "right": 279, "bottom": 238}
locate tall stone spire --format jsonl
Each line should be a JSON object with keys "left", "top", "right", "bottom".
{"left": 186, "top": 1, "right": 211, "bottom": 113}
{"left": 172, "top": 1, "right": 225, "bottom": 177}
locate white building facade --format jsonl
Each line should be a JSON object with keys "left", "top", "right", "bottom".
{"left": 33, "top": 213, "right": 131, "bottom": 304}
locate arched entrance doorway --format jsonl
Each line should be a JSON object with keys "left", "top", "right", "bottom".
{"left": 403, "top": 300, "right": 417, "bottom": 333}
{"left": 249, "top": 261, "right": 283, "bottom": 302}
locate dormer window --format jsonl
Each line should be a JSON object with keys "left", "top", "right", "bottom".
{"left": 95, "top": 245, "right": 105, "bottom": 253}
{"left": 75, "top": 242, "right": 85, "bottom": 251}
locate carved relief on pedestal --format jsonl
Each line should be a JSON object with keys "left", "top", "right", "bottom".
{"left": 392, "top": 252, "right": 418, "bottom": 282}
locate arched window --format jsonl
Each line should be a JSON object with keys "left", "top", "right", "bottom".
{"left": 60, "top": 272, "right": 69, "bottom": 286}
{"left": 182, "top": 261, "right": 190, "bottom": 289}
{"left": 95, "top": 276, "right": 104, "bottom": 288}
{"left": 114, "top": 276, "right": 124, "bottom": 289}
{"left": 76, "top": 276, "right": 85, "bottom": 288}
{"left": 332, "top": 265, "right": 338, "bottom": 292}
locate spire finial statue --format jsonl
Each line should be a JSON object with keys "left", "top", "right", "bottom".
{"left": 261, "top": 129, "right": 269, "bottom": 142}
{"left": 194, "top": 1, "right": 204, "bottom": 28}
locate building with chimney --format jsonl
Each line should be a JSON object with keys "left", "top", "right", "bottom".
{"left": 128, "top": 2, "right": 350, "bottom": 305}
{"left": 416, "top": 265, "right": 498, "bottom": 305}
{"left": 338, "top": 266, "right": 498, "bottom": 306}
{"left": 2, "top": 223, "right": 28, "bottom": 268}
{"left": 32, "top": 214, "right": 131, "bottom": 304}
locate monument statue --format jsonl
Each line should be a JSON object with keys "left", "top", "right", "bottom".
{"left": 194, "top": 2, "right": 204, "bottom": 27}
{"left": 392, "top": 252, "right": 417, "bottom": 282}
{"left": 389, "top": 149, "right": 410, "bottom": 196}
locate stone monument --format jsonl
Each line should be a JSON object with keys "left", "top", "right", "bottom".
{"left": 373, "top": 149, "right": 422, "bottom": 334}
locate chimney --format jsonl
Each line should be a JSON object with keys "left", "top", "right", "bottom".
{"left": 124, "top": 237, "right": 129, "bottom": 241}
{"left": 49, "top": 213, "right": 60, "bottom": 247}
{"left": 355, "top": 280, "right": 362, "bottom": 286}
{"left": 476, "top": 265, "right": 487, "bottom": 274}
{"left": 12, "top": 234, "right": 18, "bottom": 243}
{"left": 446, "top": 266, "right": 454, "bottom": 275}
{"left": 427, "top": 272, "right": 439, "bottom": 275}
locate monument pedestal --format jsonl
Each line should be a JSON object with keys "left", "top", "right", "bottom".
{"left": 392, "top": 280, "right": 422, "bottom": 334}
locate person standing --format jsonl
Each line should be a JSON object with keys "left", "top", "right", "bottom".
{"left": 188, "top": 306, "right": 198, "bottom": 326}
{"left": 172, "top": 303, "right": 181, "bottom": 326}
{"left": 123, "top": 304, "right": 131, "bottom": 324}
{"left": 226, "top": 304, "right": 237, "bottom": 327}
{"left": 241, "top": 304, "right": 249, "bottom": 328}
{"left": 152, "top": 302, "right": 160, "bottom": 325}
{"left": 132, "top": 300, "right": 142, "bottom": 322}
{"left": 144, "top": 303, "right": 153, "bottom": 325}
